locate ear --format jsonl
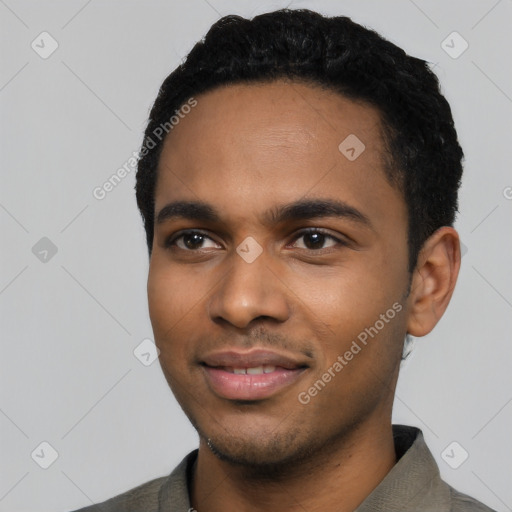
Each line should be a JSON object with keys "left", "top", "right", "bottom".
{"left": 406, "top": 226, "right": 461, "bottom": 337}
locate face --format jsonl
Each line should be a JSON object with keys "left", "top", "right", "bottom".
{"left": 148, "top": 80, "right": 411, "bottom": 467}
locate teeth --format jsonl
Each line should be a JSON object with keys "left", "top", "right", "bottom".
{"left": 230, "top": 365, "right": 277, "bottom": 375}
{"left": 247, "top": 366, "right": 264, "bottom": 375}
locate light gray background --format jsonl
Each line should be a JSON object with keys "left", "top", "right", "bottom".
{"left": 1, "top": 1, "right": 511, "bottom": 511}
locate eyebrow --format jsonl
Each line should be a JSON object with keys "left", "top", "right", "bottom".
{"left": 156, "top": 201, "right": 220, "bottom": 224}
{"left": 156, "top": 198, "right": 372, "bottom": 229}
{"left": 265, "top": 198, "right": 372, "bottom": 228}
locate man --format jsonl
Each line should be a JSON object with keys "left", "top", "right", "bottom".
{"left": 71, "top": 8, "right": 495, "bottom": 512}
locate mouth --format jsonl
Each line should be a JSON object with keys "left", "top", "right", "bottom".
{"left": 200, "top": 349, "right": 309, "bottom": 401}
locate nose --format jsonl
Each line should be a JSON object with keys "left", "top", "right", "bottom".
{"left": 208, "top": 248, "right": 291, "bottom": 329}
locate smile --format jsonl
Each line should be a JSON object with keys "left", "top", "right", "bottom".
{"left": 200, "top": 349, "right": 309, "bottom": 401}
{"left": 224, "top": 365, "right": 276, "bottom": 374}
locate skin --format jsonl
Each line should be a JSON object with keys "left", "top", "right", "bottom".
{"left": 147, "top": 80, "right": 461, "bottom": 512}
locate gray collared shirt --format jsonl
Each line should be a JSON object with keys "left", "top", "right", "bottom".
{"left": 70, "top": 425, "right": 495, "bottom": 512}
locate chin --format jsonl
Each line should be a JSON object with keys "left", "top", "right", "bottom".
{"left": 202, "top": 427, "right": 321, "bottom": 477}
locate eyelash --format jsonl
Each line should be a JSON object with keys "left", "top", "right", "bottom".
{"left": 165, "top": 228, "right": 347, "bottom": 252}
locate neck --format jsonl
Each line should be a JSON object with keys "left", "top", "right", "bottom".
{"left": 190, "top": 421, "right": 396, "bottom": 512}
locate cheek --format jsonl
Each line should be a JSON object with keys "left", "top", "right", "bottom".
{"left": 288, "top": 260, "right": 406, "bottom": 372}
{"left": 147, "top": 262, "right": 206, "bottom": 392}
{"left": 289, "top": 262, "right": 393, "bottom": 328}
{"left": 296, "top": 301, "right": 405, "bottom": 424}
{"left": 147, "top": 258, "right": 201, "bottom": 347}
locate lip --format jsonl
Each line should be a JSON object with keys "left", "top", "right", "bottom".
{"left": 201, "top": 349, "right": 309, "bottom": 401}
{"left": 202, "top": 348, "right": 308, "bottom": 370}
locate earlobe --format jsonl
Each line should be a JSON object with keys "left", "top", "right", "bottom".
{"left": 406, "top": 227, "right": 461, "bottom": 337}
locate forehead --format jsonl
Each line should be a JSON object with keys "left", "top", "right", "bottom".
{"left": 159, "top": 80, "right": 385, "bottom": 163}
{"left": 154, "top": 80, "right": 403, "bottom": 228}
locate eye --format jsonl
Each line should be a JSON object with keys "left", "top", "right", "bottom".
{"left": 290, "top": 229, "right": 343, "bottom": 250}
{"left": 166, "top": 230, "right": 220, "bottom": 251}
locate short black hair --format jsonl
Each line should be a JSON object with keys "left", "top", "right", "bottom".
{"left": 135, "top": 8, "right": 463, "bottom": 272}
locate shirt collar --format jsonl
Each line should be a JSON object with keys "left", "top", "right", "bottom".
{"left": 158, "top": 425, "right": 450, "bottom": 512}
{"left": 355, "top": 425, "right": 451, "bottom": 512}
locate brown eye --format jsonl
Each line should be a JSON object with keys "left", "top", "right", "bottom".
{"left": 292, "top": 229, "right": 340, "bottom": 250}
{"left": 166, "top": 231, "right": 220, "bottom": 251}
{"left": 182, "top": 233, "right": 206, "bottom": 249}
